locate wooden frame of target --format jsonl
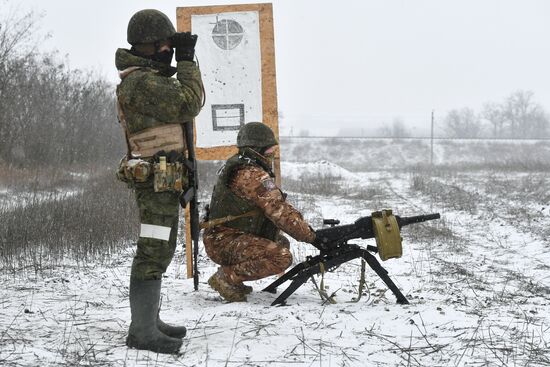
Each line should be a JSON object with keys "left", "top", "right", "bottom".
{"left": 176, "top": 3, "right": 281, "bottom": 279}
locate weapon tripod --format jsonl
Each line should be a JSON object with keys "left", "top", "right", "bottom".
{"left": 262, "top": 242, "right": 408, "bottom": 306}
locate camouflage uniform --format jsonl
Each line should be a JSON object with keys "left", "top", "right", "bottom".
{"left": 204, "top": 143, "right": 315, "bottom": 302}
{"left": 116, "top": 47, "right": 202, "bottom": 280}
{"left": 116, "top": 9, "right": 202, "bottom": 355}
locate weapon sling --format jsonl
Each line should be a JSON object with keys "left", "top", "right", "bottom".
{"left": 199, "top": 210, "right": 260, "bottom": 230}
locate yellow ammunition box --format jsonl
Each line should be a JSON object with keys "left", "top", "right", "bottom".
{"left": 372, "top": 209, "right": 402, "bottom": 261}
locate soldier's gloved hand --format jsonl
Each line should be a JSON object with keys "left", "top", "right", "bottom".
{"left": 171, "top": 32, "right": 198, "bottom": 62}
{"left": 309, "top": 226, "right": 317, "bottom": 244}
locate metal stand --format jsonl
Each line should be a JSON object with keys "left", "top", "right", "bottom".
{"left": 262, "top": 244, "right": 409, "bottom": 306}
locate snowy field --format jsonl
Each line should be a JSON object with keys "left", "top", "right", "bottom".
{"left": 1, "top": 138, "right": 549, "bottom": 366}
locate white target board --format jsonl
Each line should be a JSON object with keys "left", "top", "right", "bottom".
{"left": 177, "top": 4, "right": 280, "bottom": 279}
{"left": 192, "top": 11, "right": 263, "bottom": 148}
{"left": 177, "top": 3, "right": 279, "bottom": 161}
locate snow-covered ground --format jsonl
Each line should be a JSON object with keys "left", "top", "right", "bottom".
{"left": 1, "top": 147, "right": 550, "bottom": 366}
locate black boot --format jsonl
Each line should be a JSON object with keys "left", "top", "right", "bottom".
{"left": 126, "top": 278, "right": 182, "bottom": 354}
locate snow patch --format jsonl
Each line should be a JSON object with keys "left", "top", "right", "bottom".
{"left": 282, "top": 160, "right": 357, "bottom": 180}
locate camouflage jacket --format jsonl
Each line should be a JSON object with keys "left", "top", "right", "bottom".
{"left": 208, "top": 148, "right": 316, "bottom": 243}
{"left": 115, "top": 48, "right": 203, "bottom": 134}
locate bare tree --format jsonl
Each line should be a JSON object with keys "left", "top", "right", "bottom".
{"left": 444, "top": 107, "right": 482, "bottom": 138}
{"left": 0, "top": 7, "right": 39, "bottom": 62}
{"left": 0, "top": 7, "right": 121, "bottom": 167}
{"left": 390, "top": 117, "right": 410, "bottom": 138}
{"left": 502, "top": 90, "right": 549, "bottom": 138}
{"left": 0, "top": 7, "right": 43, "bottom": 161}
{"left": 377, "top": 117, "right": 410, "bottom": 138}
{"left": 481, "top": 102, "right": 506, "bottom": 138}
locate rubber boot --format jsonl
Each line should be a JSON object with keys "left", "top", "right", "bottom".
{"left": 157, "top": 314, "right": 187, "bottom": 338}
{"left": 126, "top": 278, "right": 182, "bottom": 354}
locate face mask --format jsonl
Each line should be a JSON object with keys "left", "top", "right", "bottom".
{"left": 151, "top": 48, "right": 174, "bottom": 65}
{"left": 260, "top": 147, "right": 276, "bottom": 165}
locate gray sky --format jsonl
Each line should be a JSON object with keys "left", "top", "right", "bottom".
{"left": 4, "top": 0, "right": 550, "bottom": 135}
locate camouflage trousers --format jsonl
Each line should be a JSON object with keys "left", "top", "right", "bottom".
{"left": 203, "top": 226, "right": 292, "bottom": 283}
{"left": 131, "top": 186, "right": 180, "bottom": 280}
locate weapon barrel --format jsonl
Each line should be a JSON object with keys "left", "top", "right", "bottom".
{"left": 397, "top": 213, "right": 440, "bottom": 227}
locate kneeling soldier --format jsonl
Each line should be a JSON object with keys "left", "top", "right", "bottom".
{"left": 203, "top": 122, "right": 316, "bottom": 302}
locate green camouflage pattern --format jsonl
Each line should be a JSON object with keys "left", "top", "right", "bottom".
{"left": 115, "top": 47, "right": 202, "bottom": 280}
{"left": 115, "top": 48, "right": 203, "bottom": 134}
{"left": 117, "top": 158, "right": 153, "bottom": 184}
{"left": 236, "top": 122, "right": 278, "bottom": 148}
{"left": 127, "top": 9, "right": 176, "bottom": 45}
{"left": 131, "top": 188, "right": 180, "bottom": 280}
{"left": 153, "top": 161, "right": 187, "bottom": 192}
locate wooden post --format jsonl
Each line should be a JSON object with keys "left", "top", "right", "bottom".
{"left": 430, "top": 110, "right": 434, "bottom": 166}
{"left": 184, "top": 206, "right": 193, "bottom": 279}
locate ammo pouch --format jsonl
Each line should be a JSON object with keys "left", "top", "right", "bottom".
{"left": 153, "top": 156, "right": 187, "bottom": 193}
{"left": 116, "top": 156, "right": 187, "bottom": 193}
{"left": 116, "top": 157, "right": 153, "bottom": 183}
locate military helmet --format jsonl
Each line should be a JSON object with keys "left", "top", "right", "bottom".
{"left": 237, "top": 122, "right": 278, "bottom": 148}
{"left": 127, "top": 9, "right": 176, "bottom": 45}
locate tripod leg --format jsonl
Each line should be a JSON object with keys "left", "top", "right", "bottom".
{"left": 262, "top": 261, "right": 310, "bottom": 293}
{"left": 270, "top": 276, "right": 309, "bottom": 306}
{"left": 362, "top": 251, "right": 409, "bottom": 304}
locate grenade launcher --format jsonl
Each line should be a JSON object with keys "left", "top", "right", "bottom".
{"left": 262, "top": 210, "right": 440, "bottom": 306}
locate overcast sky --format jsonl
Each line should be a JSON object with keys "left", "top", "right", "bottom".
{"left": 3, "top": 0, "right": 550, "bottom": 135}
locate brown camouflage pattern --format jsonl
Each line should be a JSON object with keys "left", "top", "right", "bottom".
{"left": 229, "top": 165, "right": 315, "bottom": 243}
{"left": 204, "top": 226, "right": 292, "bottom": 283}
{"left": 203, "top": 165, "right": 314, "bottom": 284}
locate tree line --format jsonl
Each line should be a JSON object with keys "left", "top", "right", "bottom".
{"left": 444, "top": 90, "right": 550, "bottom": 139}
{"left": 0, "top": 10, "right": 123, "bottom": 169}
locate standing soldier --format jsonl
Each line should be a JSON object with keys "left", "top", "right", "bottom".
{"left": 203, "top": 122, "right": 316, "bottom": 302}
{"left": 115, "top": 9, "right": 203, "bottom": 354}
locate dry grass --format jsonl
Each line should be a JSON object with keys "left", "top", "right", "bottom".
{"left": 410, "top": 172, "right": 479, "bottom": 214}
{"left": 0, "top": 166, "right": 137, "bottom": 273}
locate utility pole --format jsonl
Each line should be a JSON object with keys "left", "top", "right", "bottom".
{"left": 430, "top": 110, "right": 434, "bottom": 166}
